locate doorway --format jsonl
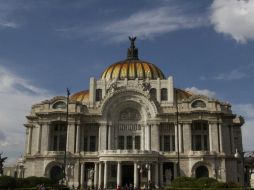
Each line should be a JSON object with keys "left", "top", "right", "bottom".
{"left": 122, "top": 164, "right": 134, "bottom": 186}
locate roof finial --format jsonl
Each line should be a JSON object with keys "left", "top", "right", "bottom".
{"left": 127, "top": 36, "right": 139, "bottom": 60}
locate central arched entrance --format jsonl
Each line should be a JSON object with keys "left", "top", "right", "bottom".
{"left": 195, "top": 166, "right": 209, "bottom": 178}
{"left": 50, "top": 165, "right": 62, "bottom": 183}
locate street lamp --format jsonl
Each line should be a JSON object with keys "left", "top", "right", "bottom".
{"left": 67, "top": 163, "right": 74, "bottom": 188}
{"left": 137, "top": 163, "right": 150, "bottom": 190}
{"left": 234, "top": 149, "right": 246, "bottom": 190}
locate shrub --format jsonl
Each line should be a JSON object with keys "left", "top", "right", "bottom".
{"left": 16, "top": 176, "right": 53, "bottom": 188}
{"left": 0, "top": 175, "right": 16, "bottom": 188}
{"left": 196, "top": 177, "right": 218, "bottom": 188}
{"left": 171, "top": 176, "right": 198, "bottom": 188}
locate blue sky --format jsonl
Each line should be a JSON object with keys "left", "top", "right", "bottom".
{"left": 0, "top": 0, "right": 254, "bottom": 164}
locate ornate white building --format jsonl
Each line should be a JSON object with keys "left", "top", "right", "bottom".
{"left": 23, "top": 38, "right": 244, "bottom": 189}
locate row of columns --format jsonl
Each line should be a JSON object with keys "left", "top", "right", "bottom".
{"left": 80, "top": 162, "right": 162, "bottom": 189}
{"left": 33, "top": 122, "right": 225, "bottom": 154}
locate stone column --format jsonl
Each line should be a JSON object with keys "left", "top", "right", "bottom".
{"left": 174, "top": 124, "right": 178, "bottom": 152}
{"left": 117, "top": 162, "right": 122, "bottom": 187}
{"left": 134, "top": 162, "right": 138, "bottom": 188}
{"left": 26, "top": 127, "right": 32, "bottom": 154}
{"left": 175, "top": 124, "right": 182, "bottom": 153}
{"left": 148, "top": 164, "right": 151, "bottom": 182}
{"left": 209, "top": 123, "right": 213, "bottom": 151}
{"left": 94, "top": 162, "right": 98, "bottom": 189}
{"left": 80, "top": 163, "right": 85, "bottom": 190}
{"left": 142, "top": 126, "right": 145, "bottom": 150}
{"left": 155, "top": 163, "right": 159, "bottom": 188}
{"left": 179, "top": 124, "right": 183, "bottom": 152}
{"left": 104, "top": 161, "right": 108, "bottom": 189}
{"left": 174, "top": 163, "right": 177, "bottom": 179}
{"left": 160, "top": 163, "right": 163, "bottom": 187}
{"left": 98, "top": 162, "right": 103, "bottom": 189}
{"left": 75, "top": 124, "right": 80, "bottom": 153}
{"left": 37, "top": 124, "right": 42, "bottom": 153}
{"left": 219, "top": 123, "right": 223, "bottom": 152}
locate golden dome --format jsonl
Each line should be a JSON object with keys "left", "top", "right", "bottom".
{"left": 101, "top": 60, "right": 165, "bottom": 81}
{"left": 71, "top": 90, "right": 89, "bottom": 103}
{"left": 101, "top": 37, "right": 165, "bottom": 81}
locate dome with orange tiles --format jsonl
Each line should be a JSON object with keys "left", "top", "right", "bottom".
{"left": 70, "top": 90, "right": 89, "bottom": 103}
{"left": 101, "top": 37, "right": 165, "bottom": 81}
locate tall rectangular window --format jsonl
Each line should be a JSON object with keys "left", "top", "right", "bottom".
{"left": 96, "top": 89, "right": 102, "bottom": 101}
{"left": 160, "top": 136, "right": 163, "bottom": 151}
{"left": 172, "top": 135, "right": 175, "bottom": 151}
{"left": 204, "top": 135, "right": 208, "bottom": 151}
{"left": 126, "top": 136, "right": 133, "bottom": 149}
{"left": 195, "top": 135, "right": 202, "bottom": 151}
{"left": 164, "top": 135, "right": 171, "bottom": 151}
{"left": 83, "top": 137, "right": 88, "bottom": 151}
{"left": 59, "top": 135, "right": 66, "bottom": 151}
{"left": 135, "top": 136, "right": 140, "bottom": 150}
{"left": 118, "top": 136, "right": 124, "bottom": 149}
{"left": 90, "top": 136, "right": 96, "bottom": 151}
{"left": 53, "top": 136, "right": 58, "bottom": 150}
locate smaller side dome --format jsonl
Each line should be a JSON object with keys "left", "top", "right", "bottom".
{"left": 71, "top": 90, "right": 89, "bottom": 103}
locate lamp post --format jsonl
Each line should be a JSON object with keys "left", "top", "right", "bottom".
{"left": 67, "top": 162, "right": 74, "bottom": 188}
{"left": 175, "top": 90, "right": 180, "bottom": 177}
{"left": 62, "top": 88, "right": 70, "bottom": 186}
{"left": 137, "top": 163, "right": 150, "bottom": 190}
{"left": 235, "top": 149, "right": 246, "bottom": 190}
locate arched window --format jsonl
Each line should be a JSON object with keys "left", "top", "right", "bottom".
{"left": 161, "top": 88, "right": 168, "bottom": 101}
{"left": 96, "top": 89, "right": 102, "bottom": 101}
{"left": 196, "top": 166, "right": 209, "bottom": 178}
{"left": 191, "top": 100, "right": 206, "bottom": 108}
{"left": 52, "top": 101, "right": 66, "bottom": 109}
{"left": 191, "top": 120, "right": 209, "bottom": 151}
{"left": 150, "top": 88, "right": 157, "bottom": 99}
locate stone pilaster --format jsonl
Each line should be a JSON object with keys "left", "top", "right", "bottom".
{"left": 151, "top": 124, "right": 160, "bottom": 151}
{"left": 37, "top": 124, "right": 42, "bottom": 153}
{"left": 182, "top": 123, "right": 192, "bottom": 153}
{"left": 75, "top": 124, "right": 80, "bottom": 153}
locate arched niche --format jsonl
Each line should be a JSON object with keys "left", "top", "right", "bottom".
{"left": 101, "top": 89, "right": 159, "bottom": 121}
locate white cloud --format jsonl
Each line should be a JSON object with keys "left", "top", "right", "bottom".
{"left": 233, "top": 104, "right": 254, "bottom": 150}
{"left": 103, "top": 7, "right": 205, "bottom": 42}
{"left": 210, "top": 0, "right": 254, "bottom": 43}
{"left": 213, "top": 69, "right": 248, "bottom": 80}
{"left": 58, "top": 6, "right": 205, "bottom": 42}
{"left": 0, "top": 65, "right": 52, "bottom": 164}
{"left": 185, "top": 86, "right": 217, "bottom": 98}
{"left": 0, "top": 1, "right": 21, "bottom": 29}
